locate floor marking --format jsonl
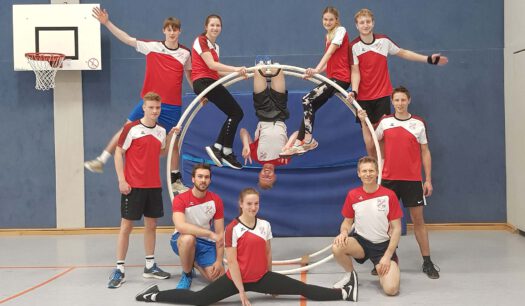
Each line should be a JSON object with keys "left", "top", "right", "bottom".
{"left": 0, "top": 267, "right": 75, "bottom": 304}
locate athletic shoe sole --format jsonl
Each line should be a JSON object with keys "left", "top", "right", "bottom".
{"left": 108, "top": 278, "right": 125, "bottom": 289}
{"left": 205, "top": 146, "right": 223, "bottom": 167}
{"left": 221, "top": 158, "right": 242, "bottom": 170}
{"left": 84, "top": 161, "right": 103, "bottom": 173}
{"left": 143, "top": 273, "right": 170, "bottom": 280}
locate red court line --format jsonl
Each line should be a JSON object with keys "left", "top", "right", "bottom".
{"left": 0, "top": 266, "right": 75, "bottom": 304}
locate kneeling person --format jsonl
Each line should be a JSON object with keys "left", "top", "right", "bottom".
{"left": 170, "top": 163, "right": 225, "bottom": 289}
{"left": 332, "top": 156, "right": 402, "bottom": 296}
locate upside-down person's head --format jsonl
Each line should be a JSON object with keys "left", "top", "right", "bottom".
{"left": 258, "top": 163, "right": 276, "bottom": 190}
{"left": 191, "top": 163, "right": 212, "bottom": 192}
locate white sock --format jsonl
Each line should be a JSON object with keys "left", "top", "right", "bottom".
{"left": 222, "top": 147, "right": 232, "bottom": 155}
{"left": 151, "top": 293, "right": 158, "bottom": 301}
{"left": 341, "top": 288, "right": 347, "bottom": 300}
{"left": 116, "top": 261, "right": 125, "bottom": 273}
{"left": 171, "top": 170, "right": 179, "bottom": 174}
{"left": 213, "top": 143, "right": 223, "bottom": 151}
{"left": 145, "top": 255, "right": 155, "bottom": 269}
{"left": 98, "top": 150, "right": 112, "bottom": 164}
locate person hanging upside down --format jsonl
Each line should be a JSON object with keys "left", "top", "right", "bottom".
{"left": 239, "top": 64, "right": 298, "bottom": 189}
{"left": 136, "top": 187, "right": 358, "bottom": 305}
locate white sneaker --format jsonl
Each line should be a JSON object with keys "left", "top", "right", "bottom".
{"left": 333, "top": 271, "right": 353, "bottom": 289}
{"left": 172, "top": 179, "right": 189, "bottom": 195}
{"left": 279, "top": 138, "right": 319, "bottom": 158}
{"left": 84, "top": 159, "right": 104, "bottom": 173}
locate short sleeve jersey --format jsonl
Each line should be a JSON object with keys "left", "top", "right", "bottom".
{"left": 191, "top": 35, "right": 220, "bottom": 81}
{"left": 350, "top": 34, "right": 400, "bottom": 100}
{"left": 249, "top": 121, "right": 288, "bottom": 166}
{"left": 135, "top": 40, "right": 191, "bottom": 106}
{"left": 326, "top": 26, "right": 351, "bottom": 83}
{"left": 375, "top": 115, "right": 428, "bottom": 181}
{"left": 117, "top": 120, "right": 166, "bottom": 188}
{"left": 172, "top": 190, "right": 224, "bottom": 240}
{"left": 342, "top": 185, "right": 402, "bottom": 243}
{"left": 225, "top": 218, "right": 272, "bottom": 283}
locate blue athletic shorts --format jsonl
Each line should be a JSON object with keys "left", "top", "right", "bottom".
{"left": 128, "top": 100, "right": 182, "bottom": 131}
{"left": 170, "top": 232, "right": 217, "bottom": 268}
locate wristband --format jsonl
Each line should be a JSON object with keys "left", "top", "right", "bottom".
{"left": 427, "top": 55, "right": 440, "bottom": 65}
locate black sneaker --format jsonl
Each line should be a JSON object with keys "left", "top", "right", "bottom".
{"left": 343, "top": 271, "right": 358, "bottom": 302}
{"left": 205, "top": 146, "right": 223, "bottom": 167}
{"left": 221, "top": 153, "right": 243, "bottom": 170}
{"left": 371, "top": 267, "right": 378, "bottom": 276}
{"left": 422, "top": 261, "right": 440, "bottom": 279}
{"left": 135, "top": 284, "right": 159, "bottom": 302}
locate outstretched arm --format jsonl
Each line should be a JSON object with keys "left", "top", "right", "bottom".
{"left": 92, "top": 7, "right": 137, "bottom": 48}
{"left": 396, "top": 49, "right": 448, "bottom": 66}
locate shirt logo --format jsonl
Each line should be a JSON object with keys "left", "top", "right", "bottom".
{"left": 377, "top": 198, "right": 387, "bottom": 211}
{"left": 259, "top": 226, "right": 267, "bottom": 236}
{"left": 409, "top": 122, "right": 417, "bottom": 130}
{"left": 358, "top": 196, "right": 364, "bottom": 201}
{"left": 205, "top": 204, "right": 214, "bottom": 216}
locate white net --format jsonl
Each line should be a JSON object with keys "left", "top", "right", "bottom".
{"left": 25, "top": 53, "right": 65, "bottom": 91}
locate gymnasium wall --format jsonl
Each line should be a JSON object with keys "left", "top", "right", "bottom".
{"left": 1, "top": 0, "right": 505, "bottom": 234}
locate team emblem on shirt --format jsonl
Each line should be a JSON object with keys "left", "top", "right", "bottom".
{"left": 377, "top": 198, "right": 387, "bottom": 211}
{"left": 205, "top": 204, "right": 214, "bottom": 216}
{"left": 409, "top": 122, "right": 417, "bottom": 130}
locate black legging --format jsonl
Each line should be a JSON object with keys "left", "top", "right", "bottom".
{"left": 155, "top": 272, "right": 343, "bottom": 305}
{"left": 193, "top": 78, "right": 243, "bottom": 148}
{"left": 298, "top": 78, "right": 350, "bottom": 141}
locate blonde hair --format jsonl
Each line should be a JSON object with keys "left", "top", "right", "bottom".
{"left": 354, "top": 8, "right": 374, "bottom": 23}
{"left": 143, "top": 91, "right": 161, "bottom": 103}
{"left": 323, "top": 6, "right": 341, "bottom": 42}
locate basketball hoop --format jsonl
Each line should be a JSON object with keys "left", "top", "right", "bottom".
{"left": 25, "top": 52, "right": 65, "bottom": 91}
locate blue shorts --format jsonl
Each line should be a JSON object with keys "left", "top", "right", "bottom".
{"left": 128, "top": 100, "right": 182, "bottom": 131}
{"left": 170, "top": 232, "right": 217, "bottom": 268}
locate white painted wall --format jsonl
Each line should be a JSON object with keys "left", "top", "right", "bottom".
{"left": 504, "top": 0, "right": 525, "bottom": 231}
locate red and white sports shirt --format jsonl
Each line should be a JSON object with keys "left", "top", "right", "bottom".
{"left": 325, "top": 26, "right": 350, "bottom": 83}
{"left": 172, "top": 190, "right": 224, "bottom": 240}
{"left": 376, "top": 115, "right": 428, "bottom": 181}
{"left": 191, "top": 35, "right": 220, "bottom": 81}
{"left": 350, "top": 34, "right": 400, "bottom": 100}
{"left": 135, "top": 40, "right": 191, "bottom": 106}
{"left": 118, "top": 120, "right": 166, "bottom": 188}
{"left": 225, "top": 218, "right": 272, "bottom": 283}
{"left": 342, "top": 186, "right": 402, "bottom": 243}
{"left": 249, "top": 121, "right": 288, "bottom": 166}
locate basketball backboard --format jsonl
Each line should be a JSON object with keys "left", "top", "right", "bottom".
{"left": 13, "top": 3, "right": 102, "bottom": 71}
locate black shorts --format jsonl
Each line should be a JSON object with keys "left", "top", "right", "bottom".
{"left": 253, "top": 88, "right": 288, "bottom": 121}
{"left": 355, "top": 96, "right": 391, "bottom": 124}
{"left": 121, "top": 188, "right": 164, "bottom": 220}
{"left": 381, "top": 180, "right": 425, "bottom": 207}
{"left": 351, "top": 233, "right": 398, "bottom": 266}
